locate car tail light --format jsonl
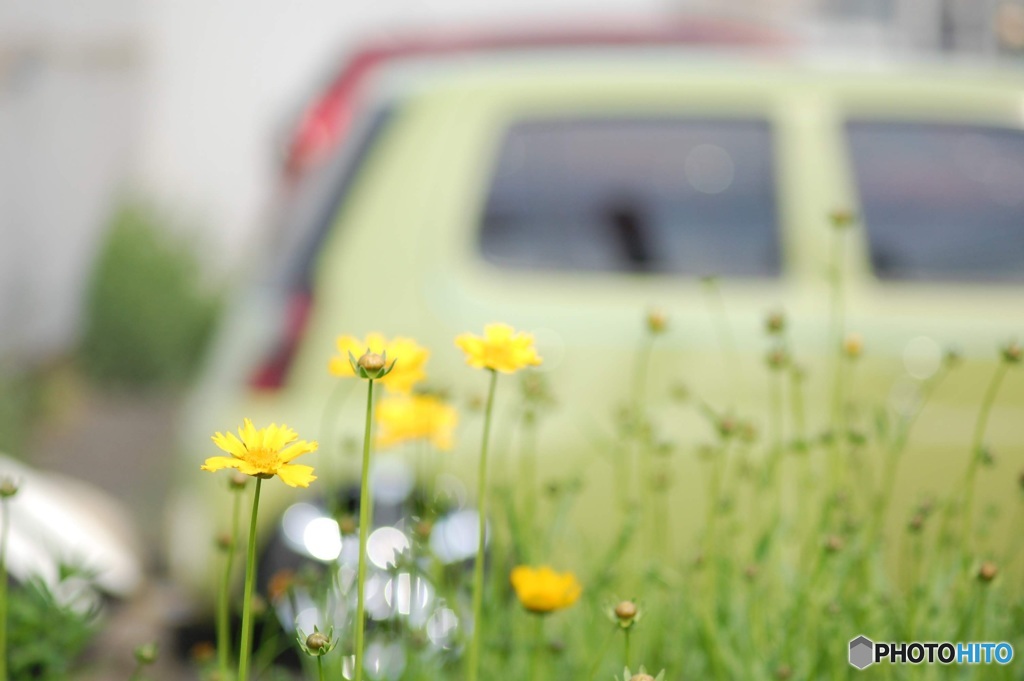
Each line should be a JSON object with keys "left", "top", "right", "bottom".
{"left": 284, "top": 52, "right": 384, "bottom": 179}
{"left": 248, "top": 291, "right": 313, "bottom": 392}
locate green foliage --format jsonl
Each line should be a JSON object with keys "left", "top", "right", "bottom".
{"left": 0, "top": 367, "right": 47, "bottom": 456}
{"left": 79, "top": 202, "right": 222, "bottom": 391}
{"left": 7, "top": 575, "right": 100, "bottom": 680}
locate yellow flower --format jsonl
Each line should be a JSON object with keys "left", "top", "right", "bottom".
{"left": 376, "top": 394, "right": 458, "bottom": 451}
{"left": 510, "top": 565, "right": 582, "bottom": 614}
{"left": 455, "top": 323, "right": 542, "bottom": 374}
{"left": 201, "top": 418, "right": 318, "bottom": 488}
{"left": 329, "top": 333, "right": 428, "bottom": 394}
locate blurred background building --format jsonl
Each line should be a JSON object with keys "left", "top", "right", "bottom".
{"left": 1, "top": 0, "right": 1022, "bottom": 362}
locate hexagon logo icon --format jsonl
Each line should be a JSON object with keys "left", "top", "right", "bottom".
{"left": 849, "top": 635, "right": 874, "bottom": 669}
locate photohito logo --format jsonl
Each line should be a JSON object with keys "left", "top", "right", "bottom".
{"left": 849, "top": 635, "right": 1013, "bottom": 669}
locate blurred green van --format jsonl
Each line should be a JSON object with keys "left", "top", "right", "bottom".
{"left": 168, "top": 45, "right": 1024, "bottom": 607}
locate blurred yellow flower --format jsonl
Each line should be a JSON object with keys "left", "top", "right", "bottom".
{"left": 376, "top": 394, "right": 458, "bottom": 451}
{"left": 510, "top": 565, "right": 582, "bottom": 614}
{"left": 201, "top": 418, "right": 318, "bottom": 488}
{"left": 455, "top": 323, "right": 542, "bottom": 374}
{"left": 329, "top": 333, "right": 428, "bottom": 394}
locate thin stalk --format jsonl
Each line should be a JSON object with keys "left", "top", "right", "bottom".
{"left": 467, "top": 369, "right": 499, "bottom": 681}
{"left": 529, "top": 615, "right": 545, "bottom": 681}
{"left": 354, "top": 378, "right": 376, "bottom": 681}
{"left": 826, "top": 226, "right": 848, "bottom": 498}
{"left": 789, "top": 367, "right": 807, "bottom": 449}
{"left": 317, "top": 655, "right": 326, "bottom": 681}
{"left": 765, "top": 366, "right": 785, "bottom": 490}
{"left": 623, "top": 628, "right": 631, "bottom": 669}
{"left": 870, "top": 369, "right": 948, "bottom": 544}
{"left": 961, "top": 363, "right": 1008, "bottom": 538}
{"left": 519, "top": 409, "right": 538, "bottom": 556}
{"left": 318, "top": 381, "right": 351, "bottom": 497}
{"left": 702, "top": 278, "right": 741, "bottom": 402}
{"left": 217, "top": 485, "right": 243, "bottom": 678}
{"left": 237, "top": 477, "right": 263, "bottom": 681}
{"left": 0, "top": 497, "right": 9, "bottom": 681}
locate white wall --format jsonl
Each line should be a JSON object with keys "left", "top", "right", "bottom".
{"left": 138, "top": 0, "right": 674, "bottom": 267}
{"left": 0, "top": 0, "right": 143, "bottom": 360}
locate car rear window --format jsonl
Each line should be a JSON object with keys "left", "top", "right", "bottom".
{"left": 479, "top": 118, "right": 781, "bottom": 278}
{"left": 847, "top": 121, "right": 1024, "bottom": 282}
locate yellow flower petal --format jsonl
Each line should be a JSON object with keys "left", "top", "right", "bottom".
{"left": 276, "top": 464, "right": 317, "bottom": 488}
{"left": 279, "top": 439, "right": 318, "bottom": 463}
{"left": 201, "top": 456, "right": 243, "bottom": 472}
{"left": 329, "top": 333, "right": 430, "bottom": 394}
{"left": 375, "top": 395, "right": 457, "bottom": 451}
{"left": 510, "top": 565, "right": 581, "bottom": 614}
{"left": 202, "top": 419, "right": 317, "bottom": 487}
{"left": 212, "top": 431, "right": 247, "bottom": 458}
{"left": 455, "top": 324, "right": 542, "bottom": 374}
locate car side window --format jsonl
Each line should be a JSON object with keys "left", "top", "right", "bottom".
{"left": 479, "top": 118, "right": 781, "bottom": 278}
{"left": 846, "top": 121, "right": 1024, "bottom": 282}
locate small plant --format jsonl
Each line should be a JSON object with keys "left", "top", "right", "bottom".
{"left": 79, "top": 201, "right": 221, "bottom": 391}
{"left": 6, "top": 572, "right": 100, "bottom": 680}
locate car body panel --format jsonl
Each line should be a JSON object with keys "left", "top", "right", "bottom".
{"left": 171, "top": 56, "right": 1024, "bottom": 602}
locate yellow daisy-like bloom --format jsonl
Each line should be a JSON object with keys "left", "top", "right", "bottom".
{"left": 510, "top": 565, "right": 582, "bottom": 614}
{"left": 329, "top": 333, "right": 429, "bottom": 394}
{"left": 201, "top": 418, "right": 318, "bottom": 488}
{"left": 376, "top": 394, "right": 458, "bottom": 451}
{"left": 455, "top": 323, "right": 542, "bottom": 374}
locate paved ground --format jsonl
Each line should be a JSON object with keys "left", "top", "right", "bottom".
{"left": 28, "top": 384, "right": 193, "bottom": 680}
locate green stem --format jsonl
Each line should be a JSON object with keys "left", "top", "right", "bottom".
{"left": 520, "top": 410, "right": 537, "bottom": 560}
{"left": 962, "top": 363, "right": 1008, "bottom": 534}
{"left": 237, "top": 477, "right": 263, "bottom": 681}
{"left": 827, "top": 226, "right": 848, "bottom": 498}
{"left": 317, "top": 655, "right": 326, "bottom": 681}
{"left": 0, "top": 497, "right": 9, "bottom": 681}
{"left": 467, "top": 369, "right": 499, "bottom": 681}
{"left": 703, "top": 279, "right": 741, "bottom": 403}
{"left": 623, "top": 628, "right": 631, "bottom": 669}
{"left": 355, "top": 378, "right": 375, "bottom": 681}
{"left": 529, "top": 615, "right": 545, "bottom": 681}
{"left": 871, "top": 369, "right": 948, "bottom": 544}
{"left": 217, "top": 485, "right": 243, "bottom": 678}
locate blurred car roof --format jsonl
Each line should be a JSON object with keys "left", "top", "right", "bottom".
{"left": 282, "top": 17, "right": 791, "bottom": 178}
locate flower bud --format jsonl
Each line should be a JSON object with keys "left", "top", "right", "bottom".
{"left": 630, "top": 675, "right": 656, "bottom": 681}
{"left": 907, "top": 514, "right": 925, "bottom": 534}
{"left": 1001, "top": 340, "right": 1022, "bottom": 365}
{"left": 358, "top": 351, "right": 386, "bottom": 373}
{"left": 843, "top": 333, "right": 863, "bottom": 360}
{"left": 0, "top": 478, "right": 19, "bottom": 499}
{"left": 824, "top": 535, "right": 844, "bottom": 553}
{"left": 268, "top": 569, "right": 295, "bottom": 602}
{"left": 765, "top": 310, "right": 786, "bottom": 335}
{"left": 306, "top": 631, "right": 330, "bottom": 652}
{"left": 415, "top": 519, "right": 433, "bottom": 540}
{"left": 775, "top": 665, "right": 793, "bottom": 680}
{"left": 190, "top": 641, "right": 215, "bottom": 663}
{"left": 646, "top": 309, "right": 668, "bottom": 335}
{"left": 829, "top": 209, "right": 856, "bottom": 229}
{"left": 978, "top": 562, "right": 998, "bottom": 583}
{"left": 766, "top": 348, "right": 789, "bottom": 371}
{"left": 229, "top": 472, "right": 248, "bottom": 490}
{"left": 215, "top": 533, "right": 233, "bottom": 552}
{"left": 134, "top": 642, "right": 159, "bottom": 666}
{"left": 614, "top": 600, "right": 638, "bottom": 623}
{"left": 338, "top": 514, "right": 357, "bottom": 535}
